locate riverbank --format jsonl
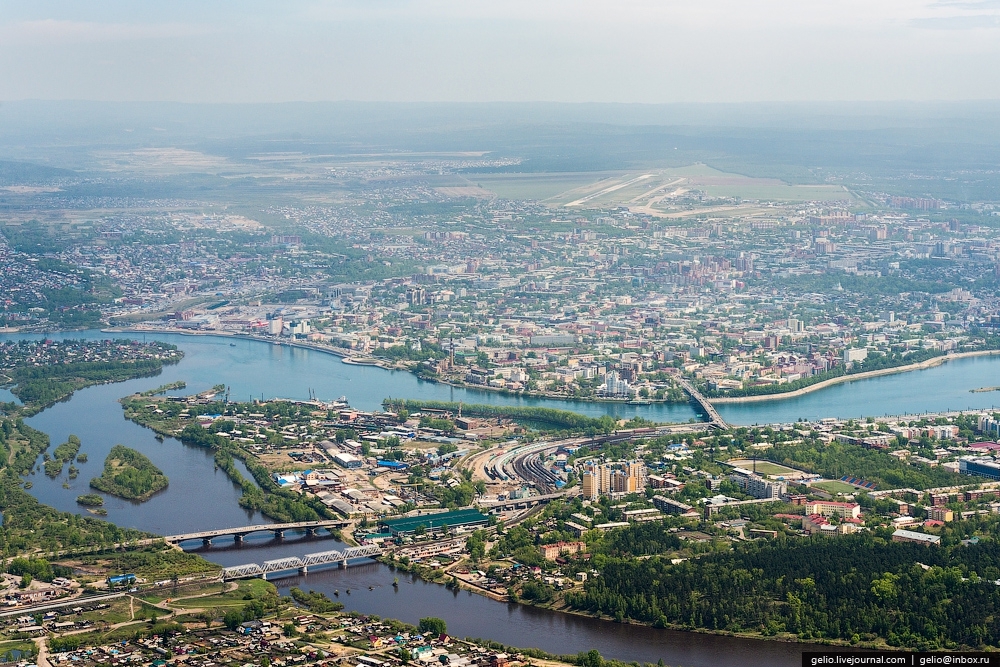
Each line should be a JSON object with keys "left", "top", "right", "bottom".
{"left": 392, "top": 555, "right": 877, "bottom": 653}
{"left": 104, "top": 326, "right": 691, "bottom": 410}
{"left": 710, "top": 349, "right": 1000, "bottom": 404}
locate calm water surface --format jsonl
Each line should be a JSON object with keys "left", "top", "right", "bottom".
{"left": 4, "top": 330, "right": 998, "bottom": 665}
{"left": 189, "top": 538, "right": 805, "bottom": 667}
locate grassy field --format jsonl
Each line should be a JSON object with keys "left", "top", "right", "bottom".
{"left": 76, "top": 597, "right": 140, "bottom": 624}
{"left": 727, "top": 459, "right": 800, "bottom": 476}
{"left": 810, "top": 480, "right": 859, "bottom": 494}
{"left": 470, "top": 172, "right": 624, "bottom": 201}
{"left": 0, "top": 640, "right": 35, "bottom": 659}
{"left": 166, "top": 578, "right": 273, "bottom": 609}
{"left": 472, "top": 164, "right": 854, "bottom": 208}
{"left": 694, "top": 183, "right": 852, "bottom": 202}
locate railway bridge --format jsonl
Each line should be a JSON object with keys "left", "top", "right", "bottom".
{"left": 222, "top": 544, "right": 382, "bottom": 580}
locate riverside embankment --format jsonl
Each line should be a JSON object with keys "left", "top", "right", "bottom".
{"left": 711, "top": 349, "right": 1000, "bottom": 404}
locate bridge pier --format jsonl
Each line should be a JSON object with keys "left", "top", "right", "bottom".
{"left": 305, "top": 527, "right": 317, "bottom": 537}
{"left": 202, "top": 538, "right": 212, "bottom": 547}
{"left": 233, "top": 534, "right": 244, "bottom": 544}
{"left": 339, "top": 559, "right": 347, "bottom": 569}
{"left": 274, "top": 529, "right": 285, "bottom": 540}
{"left": 299, "top": 565, "right": 308, "bottom": 575}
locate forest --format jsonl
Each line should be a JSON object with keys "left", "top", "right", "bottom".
{"left": 11, "top": 359, "right": 167, "bottom": 411}
{"left": 764, "top": 439, "right": 964, "bottom": 490}
{"left": 89, "top": 445, "right": 169, "bottom": 501}
{"left": 566, "top": 530, "right": 1000, "bottom": 650}
{"left": 383, "top": 398, "right": 651, "bottom": 434}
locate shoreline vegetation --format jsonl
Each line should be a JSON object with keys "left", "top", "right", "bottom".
{"left": 384, "top": 531, "right": 907, "bottom": 652}
{"left": 140, "top": 381, "right": 187, "bottom": 396}
{"left": 0, "top": 338, "right": 183, "bottom": 418}
{"left": 0, "top": 420, "right": 152, "bottom": 553}
{"left": 89, "top": 444, "right": 169, "bottom": 501}
{"left": 102, "top": 328, "right": 693, "bottom": 406}
{"left": 709, "top": 349, "right": 1000, "bottom": 404}
{"left": 119, "top": 391, "right": 338, "bottom": 523}
{"left": 382, "top": 398, "right": 653, "bottom": 434}
{"left": 104, "top": 327, "right": 1000, "bottom": 412}
{"left": 386, "top": 513, "right": 1000, "bottom": 651}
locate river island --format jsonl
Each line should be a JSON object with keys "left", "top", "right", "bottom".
{"left": 89, "top": 445, "right": 169, "bottom": 501}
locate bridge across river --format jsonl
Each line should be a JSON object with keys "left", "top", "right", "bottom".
{"left": 164, "top": 520, "right": 349, "bottom": 547}
{"left": 222, "top": 544, "right": 382, "bottom": 579}
{"left": 676, "top": 377, "right": 727, "bottom": 429}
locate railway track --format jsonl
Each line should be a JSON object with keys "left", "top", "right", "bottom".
{"left": 475, "top": 424, "right": 709, "bottom": 490}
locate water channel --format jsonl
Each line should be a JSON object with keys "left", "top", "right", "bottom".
{"left": 4, "top": 330, "right": 1000, "bottom": 666}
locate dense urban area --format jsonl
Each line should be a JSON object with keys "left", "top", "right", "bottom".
{"left": 4, "top": 130, "right": 1000, "bottom": 665}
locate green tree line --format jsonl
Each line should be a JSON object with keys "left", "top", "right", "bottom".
{"left": 383, "top": 399, "right": 645, "bottom": 434}
{"left": 764, "top": 439, "right": 964, "bottom": 490}
{"left": 567, "top": 531, "right": 1000, "bottom": 649}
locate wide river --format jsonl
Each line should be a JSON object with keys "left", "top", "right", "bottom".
{"left": 5, "top": 330, "right": 1000, "bottom": 666}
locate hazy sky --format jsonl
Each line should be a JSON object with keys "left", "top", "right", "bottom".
{"left": 3, "top": 0, "right": 1000, "bottom": 103}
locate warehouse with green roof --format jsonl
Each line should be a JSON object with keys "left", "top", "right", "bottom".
{"left": 379, "top": 508, "right": 489, "bottom": 536}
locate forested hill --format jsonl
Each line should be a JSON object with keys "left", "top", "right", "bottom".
{"left": 566, "top": 531, "right": 1000, "bottom": 651}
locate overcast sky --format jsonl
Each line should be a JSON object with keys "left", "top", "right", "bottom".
{"left": 2, "top": 0, "right": 1000, "bottom": 104}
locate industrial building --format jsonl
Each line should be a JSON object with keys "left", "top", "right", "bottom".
{"left": 378, "top": 508, "right": 489, "bottom": 536}
{"left": 333, "top": 452, "right": 363, "bottom": 469}
{"left": 892, "top": 529, "right": 941, "bottom": 546}
{"left": 959, "top": 456, "right": 1000, "bottom": 480}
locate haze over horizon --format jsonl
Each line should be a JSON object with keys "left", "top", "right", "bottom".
{"left": 4, "top": 0, "right": 1000, "bottom": 104}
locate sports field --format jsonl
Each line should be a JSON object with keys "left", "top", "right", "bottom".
{"left": 727, "top": 459, "right": 799, "bottom": 476}
{"left": 810, "top": 480, "right": 858, "bottom": 494}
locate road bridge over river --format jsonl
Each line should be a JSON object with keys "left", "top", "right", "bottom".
{"left": 675, "top": 377, "right": 727, "bottom": 429}
{"left": 163, "top": 520, "right": 349, "bottom": 547}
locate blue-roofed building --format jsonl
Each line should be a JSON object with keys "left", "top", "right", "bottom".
{"left": 960, "top": 456, "right": 1000, "bottom": 480}
{"left": 107, "top": 574, "right": 136, "bottom": 587}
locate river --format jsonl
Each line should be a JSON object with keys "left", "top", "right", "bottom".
{"left": 4, "top": 330, "right": 1000, "bottom": 665}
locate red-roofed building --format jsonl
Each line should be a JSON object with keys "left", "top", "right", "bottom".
{"left": 802, "top": 514, "right": 860, "bottom": 536}
{"left": 970, "top": 442, "right": 1000, "bottom": 451}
